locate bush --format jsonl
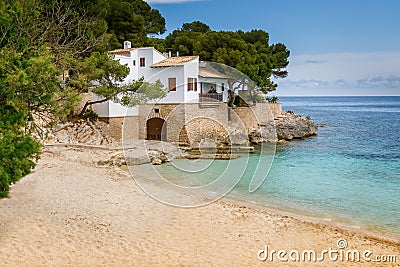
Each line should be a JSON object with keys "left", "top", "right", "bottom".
{"left": 266, "top": 96, "right": 279, "bottom": 103}
{"left": 83, "top": 109, "right": 99, "bottom": 122}
{"left": 233, "top": 95, "right": 242, "bottom": 106}
{"left": 246, "top": 93, "right": 263, "bottom": 104}
{"left": 0, "top": 106, "right": 40, "bottom": 198}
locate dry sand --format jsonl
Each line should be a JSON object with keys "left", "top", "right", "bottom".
{"left": 0, "top": 146, "right": 399, "bottom": 266}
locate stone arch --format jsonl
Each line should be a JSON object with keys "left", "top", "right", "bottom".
{"left": 146, "top": 118, "right": 167, "bottom": 141}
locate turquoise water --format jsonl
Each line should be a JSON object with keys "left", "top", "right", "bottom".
{"left": 152, "top": 96, "right": 400, "bottom": 238}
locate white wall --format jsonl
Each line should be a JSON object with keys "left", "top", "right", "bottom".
{"left": 184, "top": 58, "right": 200, "bottom": 103}
{"left": 137, "top": 48, "right": 160, "bottom": 79}
{"left": 146, "top": 66, "right": 185, "bottom": 104}
{"left": 152, "top": 49, "right": 166, "bottom": 64}
{"left": 114, "top": 52, "right": 138, "bottom": 83}
{"left": 91, "top": 94, "right": 139, "bottom": 117}
{"left": 105, "top": 48, "right": 205, "bottom": 116}
{"left": 91, "top": 94, "right": 109, "bottom": 117}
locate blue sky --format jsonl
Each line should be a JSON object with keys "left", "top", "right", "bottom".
{"left": 145, "top": 0, "right": 400, "bottom": 96}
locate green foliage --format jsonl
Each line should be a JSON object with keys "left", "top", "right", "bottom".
{"left": 165, "top": 22, "right": 290, "bottom": 92}
{"left": 77, "top": 0, "right": 166, "bottom": 49}
{"left": 83, "top": 109, "right": 99, "bottom": 122}
{"left": 117, "top": 79, "right": 166, "bottom": 107}
{"left": 181, "top": 21, "right": 211, "bottom": 33}
{"left": 144, "top": 37, "right": 167, "bottom": 53}
{"left": 0, "top": 105, "right": 40, "bottom": 197}
{"left": 0, "top": 48, "right": 43, "bottom": 197}
{"left": 266, "top": 96, "right": 279, "bottom": 103}
{"left": 233, "top": 95, "right": 243, "bottom": 107}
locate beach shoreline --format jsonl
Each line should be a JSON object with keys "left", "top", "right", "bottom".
{"left": 0, "top": 146, "right": 399, "bottom": 266}
{"left": 222, "top": 196, "right": 400, "bottom": 246}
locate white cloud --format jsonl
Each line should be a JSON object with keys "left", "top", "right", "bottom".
{"left": 357, "top": 75, "right": 400, "bottom": 89}
{"left": 275, "top": 52, "right": 400, "bottom": 96}
{"left": 145, "top": 0, "right": 203, "bottom": 3}
{"left": 279, "top": 79, "right": 330, "bottom": 89}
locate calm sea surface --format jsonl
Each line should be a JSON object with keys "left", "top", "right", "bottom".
{"left": 152, "top": 96, "right": 400, "bottom": 238}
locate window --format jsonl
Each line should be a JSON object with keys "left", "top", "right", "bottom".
{"left": 140, "top": 57, "right": 145, "bottom": 67}
{"left": 133, "top": 60, "right": 136, "bottom": 66}
{"left": 154, "top": 108, "right": 160, "bottom": 113}
{"left": 168, "top": 78, "right": 177, "bottom": 91}
{"left": 187, "top": 78, "right": 198, "bottom": 91}
{"left": 221, "top": 83, "right": 225, "bottom": 91}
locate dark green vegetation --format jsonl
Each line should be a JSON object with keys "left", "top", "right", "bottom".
{"left": 0, "top": 0, "right": 289, "bottom": 197}
{"left": 165, "top": 21, "right": 290, "bottom": 92}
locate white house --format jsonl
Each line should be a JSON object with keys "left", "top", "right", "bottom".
{"left": 89, "top": 42, "right": 279, "bottom": 143}
{"left": 93, "top": 41, "right": 230, "bottom": 119}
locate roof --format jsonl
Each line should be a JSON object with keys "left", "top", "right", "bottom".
{"left": 199, "top": 67, "right": 230, "bottom": 79}
{"left": 108, "top": 48, "right": 137, "bottom": 55}
{"left": 151, "top": 56, "right": 198, "bottom": 67}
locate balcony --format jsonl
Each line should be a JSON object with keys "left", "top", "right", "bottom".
{"left": 199, "top": 93, "right": 223, "bottom": 102}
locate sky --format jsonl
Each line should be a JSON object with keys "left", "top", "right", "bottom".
{"left": 145, "top": 0, "right": 400, "bottom": 96}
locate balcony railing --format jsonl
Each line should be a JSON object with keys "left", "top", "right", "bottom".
{"left": 199, "top": 93, "right": 223, "bottom": 102}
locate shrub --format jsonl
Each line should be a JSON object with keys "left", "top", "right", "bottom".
{"left": 0, "top": 106, "right": 40, "bottom": 197}
{"left": 266, "top": 96, "right": 279, "bottom": 103}
{"left": 83, "top": 109, "right": 99, "bottom": 122}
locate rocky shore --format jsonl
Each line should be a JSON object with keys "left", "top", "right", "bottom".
{"left": 44, "top": 105, "right": 318, "bottom": 165}
{"left": 275, "top": 111, "right": 318, "bottom": 141}
{"left": 248, "top": 110, "right": 318, "bottom": 144}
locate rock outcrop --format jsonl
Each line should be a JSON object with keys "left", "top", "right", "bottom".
{"left": 124, "top": 141, "right": 181, "bottom": 166}
{"left": 275, "top": 111, "right": 318, "bottom": 140}
{"left": 49, "top": 120, "right": 117, "bottom": 146}
{"left": 224, "top": 126, "right": 250, "bottom": 146}
{"left": 96, "top": 141, "right": 181, "bottom": 167}
{"left": 248, "top": 122, "right": 278, "bottom": 143}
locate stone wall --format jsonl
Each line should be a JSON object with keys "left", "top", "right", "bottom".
{"left": 100, "top": 102, "right": 284, "bottom": 144}
{"left": 137, "top": 103, "right": 230, "bottom": 143}
{"left": 232, "top": 103, "right": 282, "bottom": 127}
{"left": 184, "top": 118, "right": 229, "bottom": 147}
{"left": 101, "top": 116, "right": 140, "bottom": 141}
{"left": 232, "top": 107, "right": 258, "bottom": 129}
{"left": 268, "top": 103, "right": 283, "bottom": 118}
{"left": 138, "top": 104, "right": 183, "bottom": 141}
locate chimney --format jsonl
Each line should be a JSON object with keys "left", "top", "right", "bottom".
{"left": 177, "top": 51, "right": 180, "bottom": 57}
{"left": 123, "top": 41, "right": 131, "bottom": 49}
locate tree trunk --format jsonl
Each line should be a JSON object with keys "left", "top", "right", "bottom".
{"left": 78, "top": 98, "right": 108, "bottom": 117}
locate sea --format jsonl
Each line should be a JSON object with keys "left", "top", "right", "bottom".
{"left": 142, "top": 96, "right": 400, "bottom": 239}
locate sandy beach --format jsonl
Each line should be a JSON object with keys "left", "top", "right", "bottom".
{"left": 0, "top": 146, "right": 399, "bottom": 266}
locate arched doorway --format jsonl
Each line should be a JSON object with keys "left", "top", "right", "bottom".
{"left": 146, "top": 118, "right": 166, "bottom": 141}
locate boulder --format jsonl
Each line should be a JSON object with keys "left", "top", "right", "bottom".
{"left": 225, "top": 126, "right": 249, "bottom": 145}
{"left": 248, "top": 122, "right": 278, "bottom": 144}
{"left": 147, "top": 150, "right": 171, "bottom": 165}
{"left": 150, "top": 157, "right": 163, "bottom": 165}
{"left": 275, "top": 112, "right": 318, "bottom": 140}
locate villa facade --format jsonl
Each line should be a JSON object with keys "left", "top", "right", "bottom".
{"left": 93, "top": 41, "right": 230, "bottom": 118}
{"left": 91, "top": 41, "right": 280, "bottom": 144}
